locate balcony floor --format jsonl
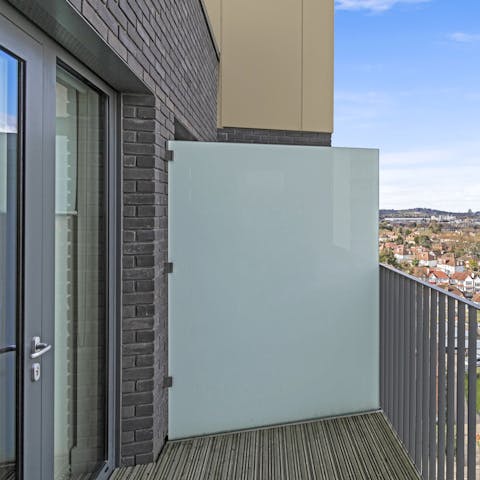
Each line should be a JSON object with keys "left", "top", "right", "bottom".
{"left": 110, "top": 412, "right": 420, "bottom": 479}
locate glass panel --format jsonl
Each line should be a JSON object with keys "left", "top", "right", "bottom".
{"left": 168, "top": 141, "right": 379, "bottom": 439}
{"left": 0, "top": 48, "right": 18, "bottom": 480}
{"left": 54, "top": 67, "right": 107, "bottom": 480}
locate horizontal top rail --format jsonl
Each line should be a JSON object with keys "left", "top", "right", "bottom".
{"left": 380, "top": 263, "right": 480, "bottom": 311}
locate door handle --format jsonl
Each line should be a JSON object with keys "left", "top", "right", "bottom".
{"left": 30, "top": 336, "right": 52, "bottom": 359}
{"left": 0, "top": 345, "right": 16, "bottom": 355}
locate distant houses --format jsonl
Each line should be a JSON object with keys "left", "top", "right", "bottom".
{"left": 379, "top": 213, "right": 480, "bottom": 303}
{"left": 428, "top": 270, "right": 449, "bottom": 286}
{"left": 425, "top": 270, "right": 480, "bottom": 299}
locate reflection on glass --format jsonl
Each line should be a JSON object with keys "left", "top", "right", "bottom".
{"left": 54, "top": 67, "right": 107, "bottom": 479}
{"left": 0, "top": 48, "right": 18, "bottom": 480}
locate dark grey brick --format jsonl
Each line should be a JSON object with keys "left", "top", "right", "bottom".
{"left": 123, "top": 366, "right": 154, "bottom": 381}
{"left": 123, "top": 292, "right": 155, "bottom": 305}
{"left": 122, "top": 416, "right": 154, "bottom": 431}
{"left": 122, "top": 394, "right": 154, "bottom": 409}
{"left": 136, "top": 379, "right": 154, "bottom": 392}
{"left": 135, "top": 429, "right": 154, "bottom": 442}
{"left": 122, "top": 342, "right": 155, "bottom": 356}
{"left": 218, "top": 127, "right": 331, "bottom": 146}
{"left": 122, "top": 318, "right": 154, "bottom": 331}
{"left": 122, "top": 431, "right": 135, "bottom": 444}
{"left": 121, "top": 440, "right": 153, "bottom": 456}
{"left": 136, "top": 404, "right": 154, "bottom": 417}
{"left": 122, "top": 406, "right": 135, "bottom": 418}
{"left": 135, "top": 280, "right": 155, "bottom": 293}
{"left": 135, "top": 453, "right": 155, "bottom": 464}
{"left": 123, "top": 267, "right": 155, "bottom": 280}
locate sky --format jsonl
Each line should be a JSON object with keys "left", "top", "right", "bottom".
{"left": 0, "top": 49, "right": 18, "bottom": 134}
{"left": 333, "top": 0, "right": 480, "bottom": 212}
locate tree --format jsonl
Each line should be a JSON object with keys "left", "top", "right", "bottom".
{"left": 470, "top": 259, "right": 479, "bottom": 272}
{"left": 414, "top": 235, "right": 431, "bottom": 248}
{"left": 429, "top": 221, "right": 441, "bottom": 234}
{"left": 379, "top": 250, "right": 399, "bottom": 268}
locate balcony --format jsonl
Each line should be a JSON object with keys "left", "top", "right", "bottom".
{"left": 110, "top": 264, "right": 478, "bottom": 479}
{"left": 112, "top": 142, "right": 476, "bottom": 479}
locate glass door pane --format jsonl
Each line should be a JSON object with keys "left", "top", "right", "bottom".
{"left": 0, "top": 48, "right": 19, "bottom": 480}
{"left": 54, "top": 66, "right": 107, "bottom": 480}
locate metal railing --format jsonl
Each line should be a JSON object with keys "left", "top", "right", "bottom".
{"left": 380, "top": 264, "right": 478, "bottom": 480}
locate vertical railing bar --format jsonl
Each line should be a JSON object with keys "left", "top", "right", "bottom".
{"left": 399, "top": 274, "right": 405, "bottom": 443}
{"left": 394, "top": 272, "right": 400, "bottom": 433}
{"left": 384, "top": 266, "right": 388, "bottom": 415}
{"left": 399, "top": 272, "right": 404, "bottom": 435}
{"left": 446, "top": 297, "right": 455, "bottom": 479}
{"left": 405, "top": 276, "right": 412, "bottom": 454}
{"left": 422, "top": 285, "right": 430, "bottom": 479}
{"left": 384, "top": 267, "right": 388, "bottom": 411}
{"left": 415, "top": 282, "right": 423, "bottom": 469}
{"left": 388, "top": 269, "right": 394, "bottom": 421}
{"left": 429, "top": 289, "right": 437, "bottom": 480}
{"left": 409, "top": 277, "right": 416, "bottom": 460}
{"left": 437, "top": 293, "right": 446, "bottom": 480}
{"left": 467, "top": 305, "right": 477, "bottom": 480}
{"left": 456, "top": 302, "right": 465, "bottom": 480}
{"left": 380, "top": 267, "right": 384, "bottom": 409}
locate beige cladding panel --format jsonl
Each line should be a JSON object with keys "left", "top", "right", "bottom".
{"left": 221, "top": 0, "right": 302, "bottom": 131}
{"left": 203, "top": 0, "right": 334, "bottom": 133}
{"left": 203, "top": 0, "right": 221, "bottom": 49}
{"left": 303, "top": 0, "right": 334, "bottom": 133}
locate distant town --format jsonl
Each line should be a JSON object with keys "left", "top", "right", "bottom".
{"left": 379, "top": 208, "right": 480, "bottom": 303}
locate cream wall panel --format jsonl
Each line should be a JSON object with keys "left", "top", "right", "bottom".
{"left": 203, "top": 0, "right": 334, "bottom": 133}
{"left": 203, "top": 0, "right": 223, "bottom": 125}
{"left": 203, "top": 0, "right": 221, "bottom": 49}
{"left": 302, "top": 0, "right": 334, "bottom": 133}
{"left": 221, "top": 0, "right": 302, "bottom": 131}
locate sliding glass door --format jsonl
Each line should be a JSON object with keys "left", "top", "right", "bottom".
{"left": 0, "top": 7, "right": 118, "bottom": 479}
{"left": 54, "top": 67, "right": 109, "bottom": 480}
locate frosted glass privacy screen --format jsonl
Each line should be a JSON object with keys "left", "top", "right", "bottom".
{"left": 168, "top": 141, "right": 379, "bottom": 439}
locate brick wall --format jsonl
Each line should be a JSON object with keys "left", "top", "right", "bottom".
{"left": 64, "top": 0, "right": 219, "bottom": 466}
{"left": 218, "top": 127, "right": 332, "bottom": 146}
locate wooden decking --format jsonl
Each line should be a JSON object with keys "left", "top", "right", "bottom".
{"left": 110, "top": 412, "right": 420, "bottom": 480}
{"left": 0, "top": 466, "right": 15, "bottom": 480}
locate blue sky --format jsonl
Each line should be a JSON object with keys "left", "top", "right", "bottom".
{"left": 333, "top": 0, "right": 480, "bottom": 212}
{"left": 0, "top": 49, "right": 18, "bottom": 133}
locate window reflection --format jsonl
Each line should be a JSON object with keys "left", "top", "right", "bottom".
{"left": 0, "top": 47, "right": 18, "bottom": 480}
{"left": 54, "top": 67, "right": 107, "bottom": 480}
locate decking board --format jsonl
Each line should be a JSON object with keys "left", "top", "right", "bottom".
{"left": 111, "top": 412, "right": 420, "bottom": 480}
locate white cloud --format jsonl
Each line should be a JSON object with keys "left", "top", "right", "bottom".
{"left": 335, "top": 90, "right": 393, "bottom": 132}
{"left": 448, "top": 32, "right": 480, "bottom": 43}
{"left": 335, "top": 0, "right": 430, "bottom": 12}
{"left": 380, "top": 142, "right": 480, "bottom": 211}
{"left": 0, "top": 113, "right": 17, "bottom": 133}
